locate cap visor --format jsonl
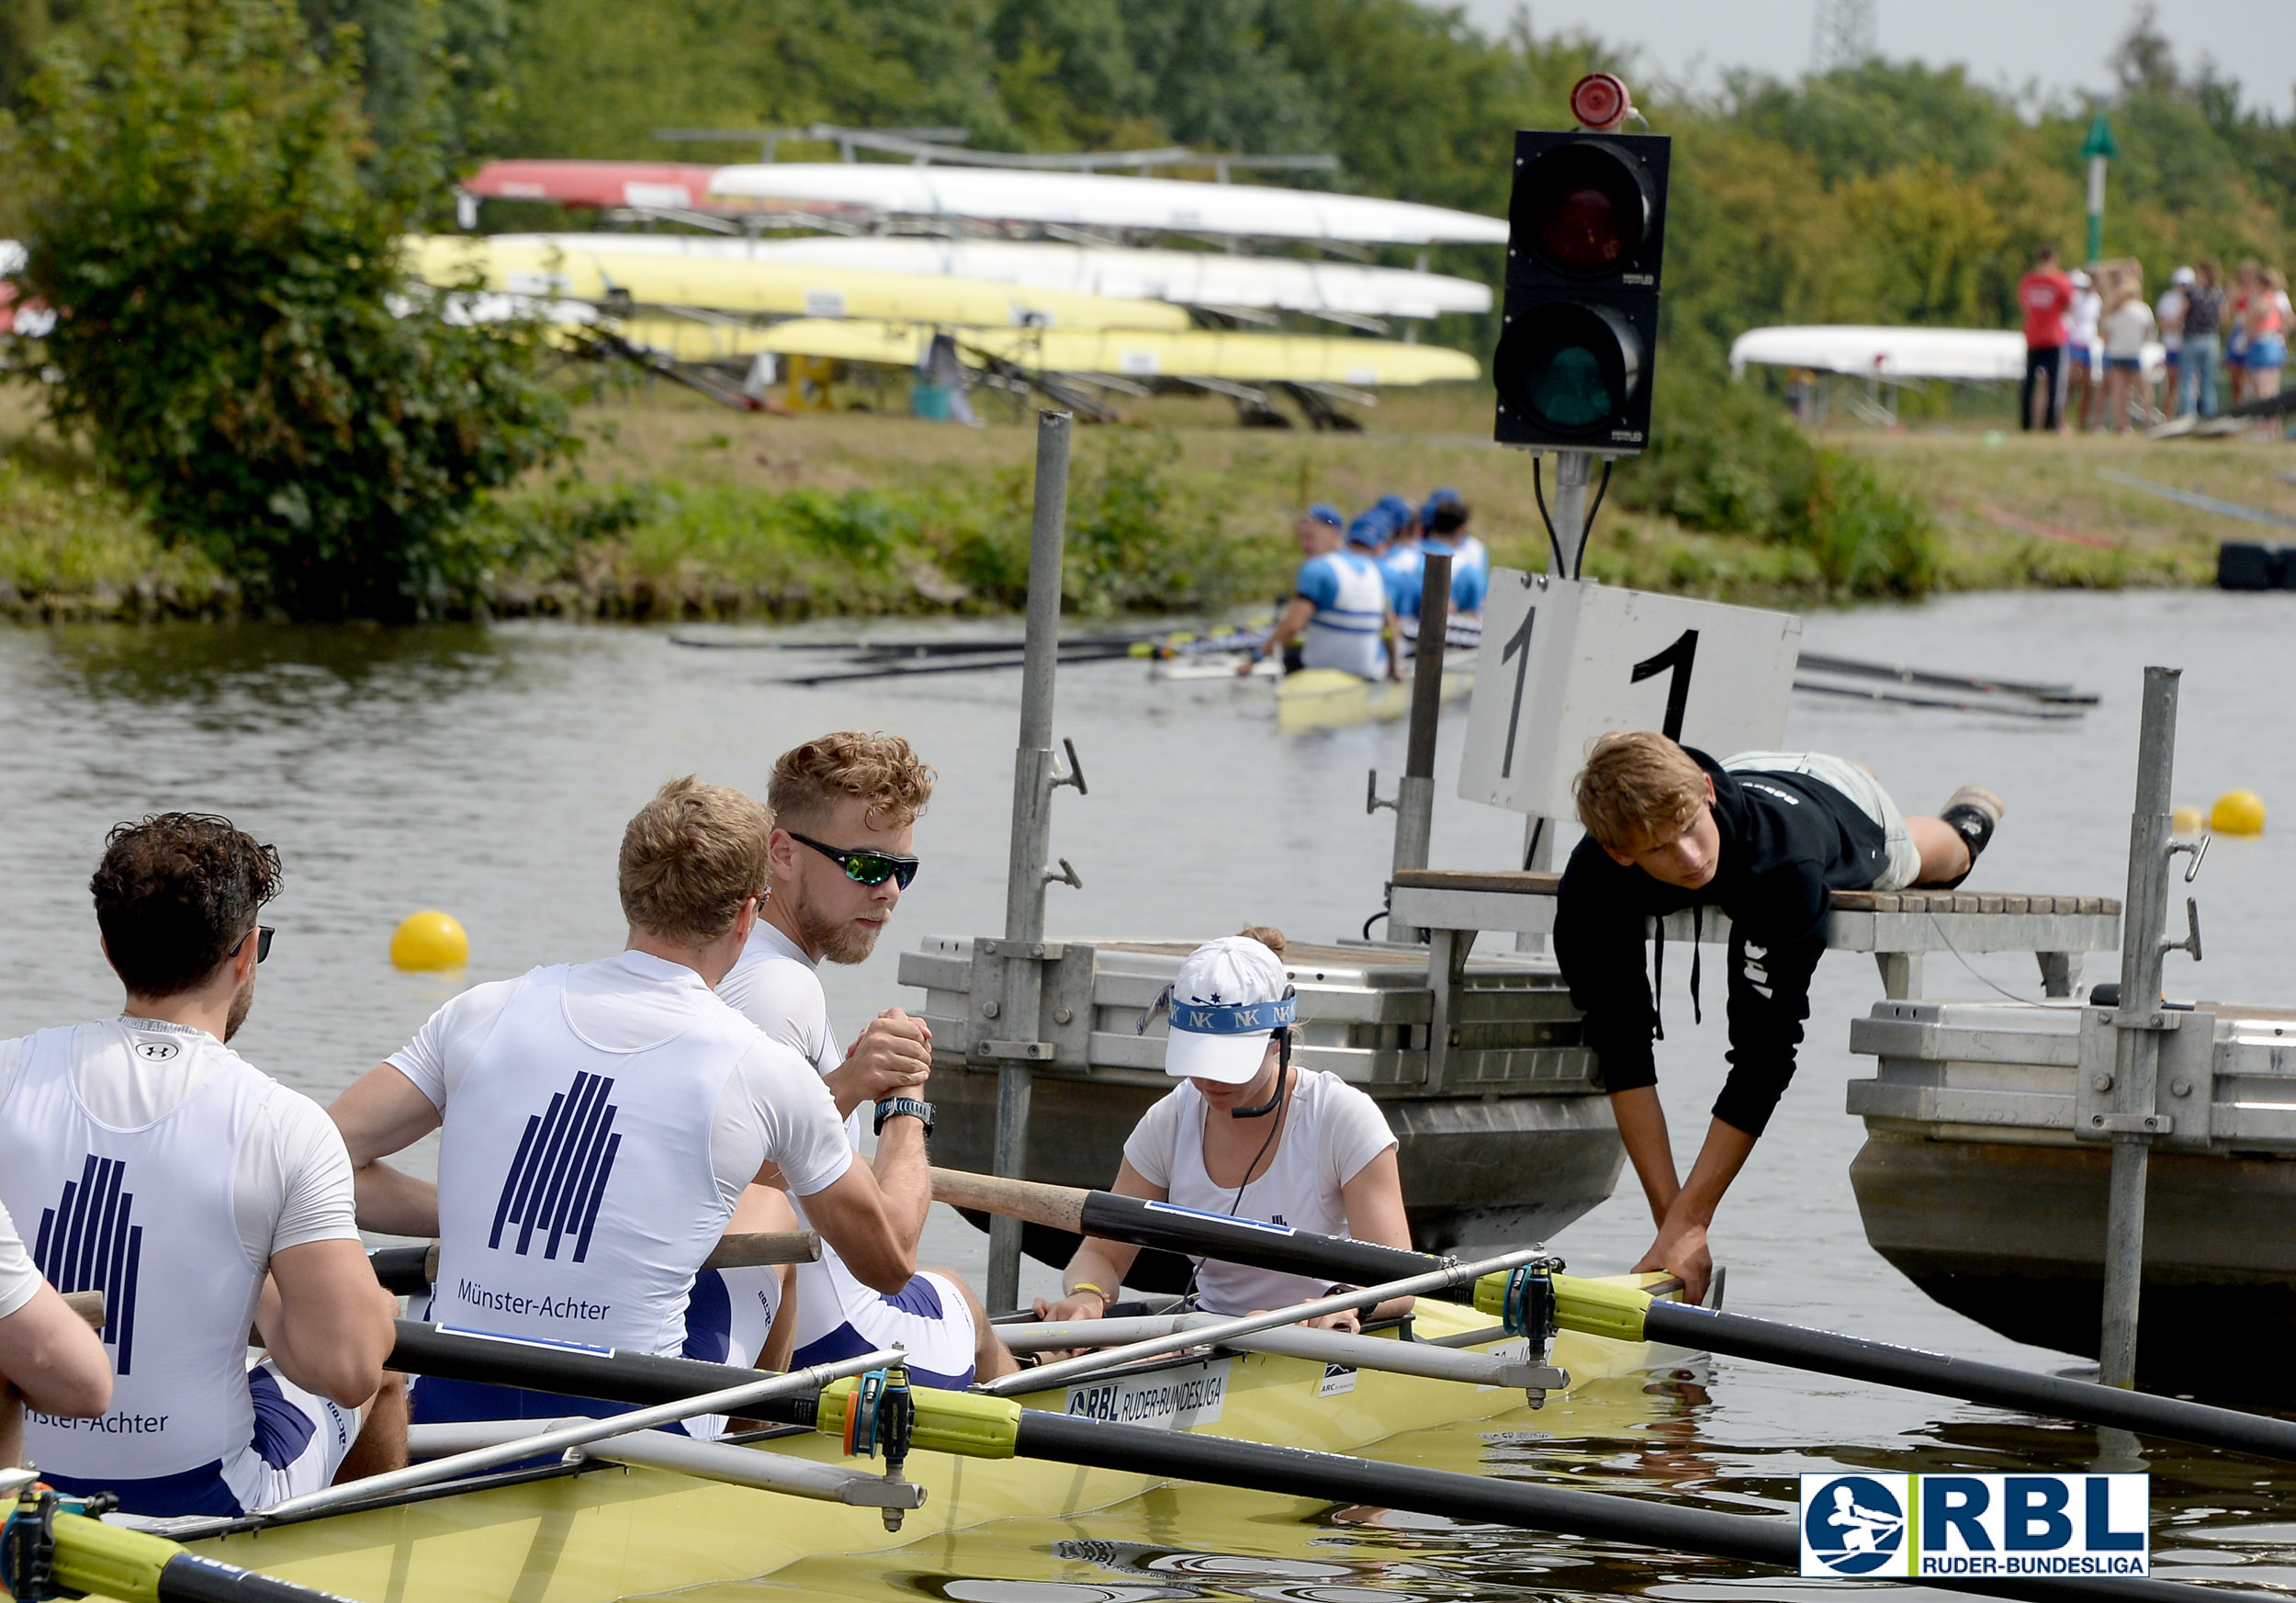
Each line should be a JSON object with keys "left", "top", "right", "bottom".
{"left": 1165, "top": 1028, "right": 1270, "bottom": 1084}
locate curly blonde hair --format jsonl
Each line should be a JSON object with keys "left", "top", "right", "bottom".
{"left": 1572, "top": 731, "right": 1708, "bottom": 853}
{"left": 618, "top": 777, "right": 773, "bottom": 943}
{"left": 767, "top": 732, "right": 937, "bottom": 833}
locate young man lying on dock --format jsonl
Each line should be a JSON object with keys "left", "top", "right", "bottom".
{"left": 0, "top": 815, "right": 402, "bottom": 1512}
{"left": 718, "top": 732, "right": 1017, "bottom": 1384}
{"left": 1554, "top": 734, "right": 2005, "bottom": 1304}
{"left": 331, "top": 777, "right": 930, "bottom": 1429}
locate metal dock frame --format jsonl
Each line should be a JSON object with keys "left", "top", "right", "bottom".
{"left": 1387, "top": 869, "right": 2122, "bottom": 1093}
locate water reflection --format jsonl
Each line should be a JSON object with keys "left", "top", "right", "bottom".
{"left": 33, "top": 620, "right": 516, "bottom": 706}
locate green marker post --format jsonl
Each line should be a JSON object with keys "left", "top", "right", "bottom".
{"left": 2081, "top": 112, "right": 2120, "bottom": 265}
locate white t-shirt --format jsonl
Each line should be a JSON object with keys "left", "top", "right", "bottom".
{"left": 2156, "top": 287, "right": 2187, "bottom": 347}
{"left": 388, "top": 950, "right": 853, "bottom": 1202}
{"left": 2068, "top": 288, "right": 2102, "bottom": 348}
{"left": 1123, "top": 1068, "right": 1397, "bottom": 1315}
{"left": 0, "top": 1199, "right": 39, "bottom": 1320}
{"left": 0, "top": 1019, "right": 355, "bottom": 1271}
{"left": 717, "top": 921, "right": 865, "bottom": 1148}
{"left": 2103, "top": 299, "right": 2155, "bottom": 359}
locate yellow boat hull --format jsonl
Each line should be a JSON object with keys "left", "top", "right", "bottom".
{"left": 1276, "top": 666, "right": 1474, "bottom": 733}
{"left": 164, "top": 1295, "right": 1681, "bottom": 1603}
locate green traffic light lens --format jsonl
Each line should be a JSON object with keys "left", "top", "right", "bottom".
{"left": 1514, "top": 144, "right": 1650, "bottom": 277}
{"left": 1532, "top": 345, "right": 1611, "bottom": 426}
{"left": 1493, "top": 302, "right": 1643, "bottom": 441}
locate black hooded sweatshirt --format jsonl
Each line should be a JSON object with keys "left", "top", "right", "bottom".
{"left": 1552, "top": 750, "right": 1890, "bottom": 1137}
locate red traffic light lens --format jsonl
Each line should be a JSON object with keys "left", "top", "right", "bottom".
{"left": 1494, "top": 303, "right": 1643, "bottom": 439}
{"left": 1513, "top": 143, "right": 1651, "bottom": 277}
{"left": 1570, "top": 73, "right": 1629, "bottom": 130}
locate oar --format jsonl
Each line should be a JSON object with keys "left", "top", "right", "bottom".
{"left": 1793, "top": 680, "right": 2087, "bottom": 720}
{"left": 783, "top": 646, "right": 1138, "bottom": 686}
{"left": 368, "top": 1230, "right": 820, "bottom": 1297}
{"left": 938, "top": 1169, "right": 2296, "bottom": 1464}
{"left": 0, "top": 1470, "right": 355, "bottom": 1603}
{"left": 369, "top": 1328, "right": 2209, "bottom": 1603}
{"left": 1795, "top": 650, "right": 2098, "bottom": 705}
{"left": 824, "top": 1381, "right": 2202, "bottom": 1603}
{"left": 996, "top": 1313, "right": 1561, "bottom": 1394}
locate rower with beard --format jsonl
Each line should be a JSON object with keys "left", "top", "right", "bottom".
{"left": 718, "top": 734, "right": 1018, "bottom": 1384}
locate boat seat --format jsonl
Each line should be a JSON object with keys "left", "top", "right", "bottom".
{"left": 1386, "top": 868, "right": 2123, "bottom": 1093}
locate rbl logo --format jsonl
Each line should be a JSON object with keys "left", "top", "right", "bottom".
{"left": 1800, "top": 1473, "right": 2149, "bottom": 1578}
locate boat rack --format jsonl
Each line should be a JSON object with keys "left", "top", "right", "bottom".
{"left": 898, "top": 936, "right": 1623, "bottom": 1254}
{"left": 1385, "top": 870, "right": 2124, "bottom": 1092}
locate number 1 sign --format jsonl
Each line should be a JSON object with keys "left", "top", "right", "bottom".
{"left": 1457, "top": 573, "right": 1803, "bottom": 820}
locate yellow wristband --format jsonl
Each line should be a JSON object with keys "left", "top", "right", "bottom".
{"left": 1069, "top": 1281, "right": 1113, "bottom": 1304}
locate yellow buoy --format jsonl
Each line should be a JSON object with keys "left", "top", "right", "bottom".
{"left": 2169, "top": 806, "right": 2206, "bottom": 838}
{"left": 391, "top": 910, "right": 469, "bottom": 971}
{"left": 2211, "top": 789, "right": 2267, "bottom": 837}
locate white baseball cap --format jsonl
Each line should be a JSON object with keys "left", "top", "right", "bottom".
{"left": 1156, "top": 936, "right": 1296, "bottom": 1084}
{"left": 2172, "top": 265, "right": 2197, "bottom": 286}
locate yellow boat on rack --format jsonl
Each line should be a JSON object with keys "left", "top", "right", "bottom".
{"left": 129, "top": 1287, "right": 1679, "bottom": 1603}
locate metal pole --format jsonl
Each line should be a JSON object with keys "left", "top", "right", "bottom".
{"left": 1550, "top": 449, "right": 1594, "bottom": 579}
{"left": 2099, "top": 665, "right": 2178, "bottom": 1388}
{"left": 1386, "top": 553, "right": 1453, "bottom": 943}
{"left": 987, "top": 410, "right": 1074, "bottom": 1314}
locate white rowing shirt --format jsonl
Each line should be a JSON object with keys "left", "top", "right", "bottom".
{"left": 0, "top": 1198, "right": 38, "bottom": 1321}
{"left": 1296, "top": 549, "right": 1392, "bottom": 681}
{"left": 0, "top": 1019, "right": 358, "bottom": 1512}
{"left": 717, "top": 921, "right": 977, "bottom": 1383}
{"left": 1122, "top": 1068, "right": 1397, "bottom": 1315}
{"left": 399, "top": 951, "right": 851, "bottom": 1360}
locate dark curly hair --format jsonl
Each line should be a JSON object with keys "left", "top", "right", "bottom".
{"left": 91, "top": 814, "right": 281, "bottom": 998}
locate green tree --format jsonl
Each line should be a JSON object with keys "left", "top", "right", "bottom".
{"left": 6, "top": 0, "right": 572, "bottom": 618}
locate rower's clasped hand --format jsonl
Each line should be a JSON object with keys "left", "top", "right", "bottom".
{"left": 827, "top": 1009, "right": 932, "bottom": 1113}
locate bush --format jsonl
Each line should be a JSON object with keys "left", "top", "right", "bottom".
{"left": 3, "top": 0, "right": 573, "bottom": 619}
{"left": 1616, "top": 370, "right": 1936, "bottom": 598}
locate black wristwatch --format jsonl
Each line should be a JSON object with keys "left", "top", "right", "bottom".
{"left": 874, "top": 1097, "right": 935, "bottom": 1138}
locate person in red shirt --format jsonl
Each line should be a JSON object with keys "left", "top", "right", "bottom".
{"left": 2019, "top": 245, "right": 2076, "bottom": 433}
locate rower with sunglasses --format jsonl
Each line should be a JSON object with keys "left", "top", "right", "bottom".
{"left": 1034, "top": 931, "right": 1413, "bottom": 1333}
{"left": 719, "top": 733, "right": 1018, "bottom": 1386}
{"left": 0, "top": 813, "right": 403, "bottom": 1512}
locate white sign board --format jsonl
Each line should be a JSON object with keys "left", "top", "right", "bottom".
{"left": 1458, "top": 572, "right": 1802, "bottom": 819}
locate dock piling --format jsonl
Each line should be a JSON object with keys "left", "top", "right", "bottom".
{"left": 986, "top": 410, "right": 1079, "bottom": 1314}
{"left": 1384, "top": 552, "right": 1453, "bottom": 941}
{"left": 2099, "top": 665, "right": 2180, "bottom": 1387}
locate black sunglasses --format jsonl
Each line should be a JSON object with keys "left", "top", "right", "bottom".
{"left": 787, "top": 831, "right": 919, "bottom": 890}
{"left": 249, "top": 925, "right": 275, "bottom": 964}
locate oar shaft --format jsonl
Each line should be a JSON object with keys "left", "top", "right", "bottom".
{"left": 1007, "top": 1412, "right": 2197, "bottom": 1603}
{"left": 51, "top": 1511, "right": 357, "bottom": 1603}
{"left": 1641, "top": 1302, "right": 2296, "bottom": 1464}
{"left": 369, "top": 1231, "right": 820, "bottom": 1296}
{"left": 931, "top": 1168, "right": 1457, "bottom": 1295}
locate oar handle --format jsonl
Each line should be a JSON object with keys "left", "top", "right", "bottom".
{"left": 929, "top": 1168, "right": 1086, "bottom": 1233}
{"left": 62, "top": 1291, "right": 103, "bottom": 1329}
{"left": 368, "top": 1232, "right": 821, "bottom": 1296}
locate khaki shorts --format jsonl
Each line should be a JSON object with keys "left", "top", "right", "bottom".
{"left": 1723, "top": 751, "right": 1921, "bottom": 891}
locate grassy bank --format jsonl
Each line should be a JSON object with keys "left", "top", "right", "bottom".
{"left": 0, "top": 378, "right": 2280, "bottom": 623}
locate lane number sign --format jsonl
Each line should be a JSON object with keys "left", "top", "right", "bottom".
{"left": 1458, "top": 573, "right": 1803, "bottom": 819}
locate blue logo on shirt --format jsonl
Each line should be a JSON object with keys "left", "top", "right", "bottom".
{"left": 35, "top": 1155, "right": 144, "bottom": 1375}
{"left": 490, "top": 1072, "right": 622, "bottom": 1262}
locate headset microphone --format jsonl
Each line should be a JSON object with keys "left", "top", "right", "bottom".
{"left": 1233, "top": 993, "right": 1296, "bottom": 1120}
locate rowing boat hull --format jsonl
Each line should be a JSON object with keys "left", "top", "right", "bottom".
{"left": 1276, "top": 665, "right": 1474, "bottom": 733}
{"left": 160, "top": 1298, "right": 1678, "bottom": 1603}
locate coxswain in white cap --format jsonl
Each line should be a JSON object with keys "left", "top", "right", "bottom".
{"left": 717, "top": 733, "right": 1017, "bottom": 1386}
{"left": 0, "top": 814, "right": 401, "bottom": 1514}
{"left": 1036, "top": 929, "right": 1412, "bottom": 1328}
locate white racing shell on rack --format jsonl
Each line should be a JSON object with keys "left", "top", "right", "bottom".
{"left": 705, "top": 164, "right": 1510, "bottom": 246}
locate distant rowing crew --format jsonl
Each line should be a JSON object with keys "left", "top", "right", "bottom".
{"left": 1246, "top": 491, "right": 1488, "bottom": 683}
{"left": 0, "top": 730, "right": 1419, "bottom": 1523}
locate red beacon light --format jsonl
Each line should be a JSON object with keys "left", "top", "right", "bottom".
{"left": 1569, "top": 73, "right": 1633, "bottom": 133}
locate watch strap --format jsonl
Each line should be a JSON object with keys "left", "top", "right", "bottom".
{"left": 874, "top": 1096, "right": 935, "bottom": 1137}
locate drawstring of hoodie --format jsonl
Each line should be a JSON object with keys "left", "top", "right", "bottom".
{"left": 1650, "top": 907, "right": 1706, "bottom": 1041}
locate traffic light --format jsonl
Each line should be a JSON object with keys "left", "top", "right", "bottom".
{"left": 1492, "top": 78, "right": 1671, "bottom": 453}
